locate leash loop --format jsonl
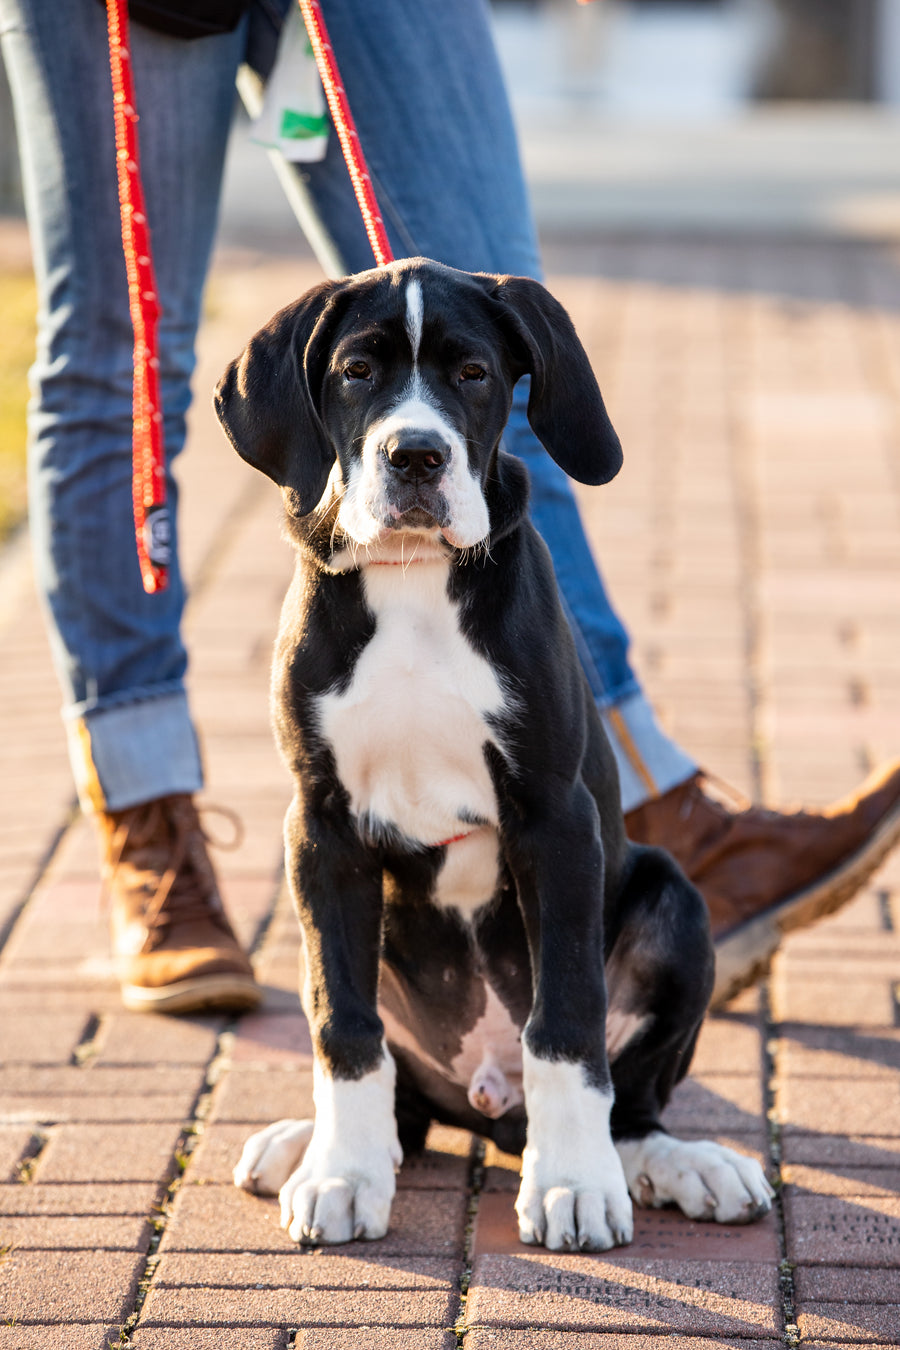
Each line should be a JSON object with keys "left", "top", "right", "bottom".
{"left": 106, "top": 0, "right": 169, "bottom": 594}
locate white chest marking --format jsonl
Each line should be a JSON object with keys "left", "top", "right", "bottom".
{"left": 316, "top": 561, "right": 507, "bottom": 857}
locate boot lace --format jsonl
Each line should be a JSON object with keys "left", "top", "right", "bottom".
{"left": 105, "top": 796, "right": 242, "bottom": 940}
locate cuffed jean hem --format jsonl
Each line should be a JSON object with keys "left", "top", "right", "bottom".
{"left": 601, "top": 691, "right": 698, "bottom": 815}
{"left": 64, "top": 689, "right": 204, "bottom": 814}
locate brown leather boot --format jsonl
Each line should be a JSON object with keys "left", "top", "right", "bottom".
{"left": 625, "top": 761, "right": 900, "bottom": 1008}
{"left": 99, "top": 793, "right": 262, "bottom": 1014}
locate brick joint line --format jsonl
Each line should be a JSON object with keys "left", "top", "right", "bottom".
{"left": 760, "top": 980, "right": 799, "bottom": 1348}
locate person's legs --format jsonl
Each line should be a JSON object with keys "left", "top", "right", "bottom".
{"left": 1, "top": 0, "right": 241, "bottom": 808}
{"left": 0, "top": 0, "right": 259, "bottom": 1010}
{"left": 290, "top": 0, "right": 900, "bottom": 1000}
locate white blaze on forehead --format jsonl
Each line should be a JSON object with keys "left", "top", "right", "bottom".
{"left": 405, "top": 278, "right": 424, "bottom": 362}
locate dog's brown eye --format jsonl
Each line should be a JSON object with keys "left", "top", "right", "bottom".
{"left": 345, "top": 360, "right": 371, "bottom": 381}
{"left": 460, "top": 363, "right": 486, "bottom": 382}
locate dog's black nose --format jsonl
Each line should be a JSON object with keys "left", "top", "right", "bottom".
{"left": 384, "top": 432, "right": 446, "bottom": 482}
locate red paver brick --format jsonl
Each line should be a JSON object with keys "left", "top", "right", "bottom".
{"left": 777, "top": 1078, "right": 900, "bottom": 1137}
{"left": 131, "top": 1335, "right": 286, "bottom": 1350}
{"left": 783, "top": 1164, "right": 900, "bottom": 1197}
{"left": 154, "top": 1251, "right": 460, "bottom": 1289}
{"left": 471, "top": 1191, "right": 779, "bottom": 1263}
{"left": 770, "top": 975, "right": 897, "bottom": 1027}
{"left": 141, "top": 1284, "right": 456, "bottom": 1327}
{"left": 0, "top": 1012, "right": 94, "bottom": 1064}
{"left": 0, "top": 965, "right": 117, "bottom": 994}
{"left": 0, "top": 1213, "right": 151, "bottom": 1248}
{"left": 776, "top": 1025, "right": 900, "bottom": 1078}
{"left": 294, "top": 1334, "right": 456, "bottom": 1350}
{"left": 689, "top": 1015, "right": 765, "bottom": 1076}
{"left": 0, "top": 1183, "right": 161, "bottom": 1215}
{"left": 660, "top": 1074, "right": 764, "bottom": 1134}
{"left": 0, "top": 1329, "right": 120, "bottom": 1350}
{"left": 785, "top": 1194, "right": 900, "bottom": 1266}
{"left": 794, "top": 1265, "right": 900, "bottom": 1302}
{"left": 798, "top": 1304, "right": 900, "bottom": 1342}
{"left": 159, "top": 1185, "right": 467, "bottom": 1258}
{"left": 781, "top": 1134, "right": 900, "bottom": 1169}
{"left": 0, "top": 1128, "right": 38, "bottom": 1183}
{"left": 12, "top": 877, "right": 102, "bottom": 923}
{"left": 94, "top": 1013, "right": 223, "bottom": 1066}
{"left": 35, "top": 1122, "right": 184, "bottom": 1183}
{"left": 0, "top": 1248, "right": 144, "bottom": 1321}
{"left": 464, "top": 1254, "right": 781, "bottom": 1336}
{"left": 0, "top": 988, "right": 124, "bottom": 1013}
{"left": 0, "top": 1066, "right": 202, "bottom": 1122}
{"left": 183, "top": 1122, "right": 256, "bottom": 1184}
{"left": 230, "top": 1010, "right": 313, "bottom": 1065}
{"left": 463, "top": 1337, "right": 777, "bottom": 1350}
{"left": 2, "top": 920, "right": 107, "bottom": 966}
{"left": 207, "top": 1065, "right": 313, "bottom": 1123}
{"left": 131, "top": 1334, "right": 286, "bottom": 1350}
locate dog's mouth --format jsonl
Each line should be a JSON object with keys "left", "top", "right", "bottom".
{"left": 385, "top": 503, "right": 447, "bottom": 532}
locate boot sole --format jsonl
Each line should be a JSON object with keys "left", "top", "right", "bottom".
{"left": 711, "top": 795, "right": 900, "bottom": 1009}
{"left": 120, "top": 973, "right": 262, "bottom": 1015}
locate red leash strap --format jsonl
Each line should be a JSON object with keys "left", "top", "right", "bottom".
{"left": 107, "top": 0, "right": 384, "bottom": 589}
{"left": 297, "top": 0, "right": 394, "bottom": 268}
{"left": 106, "top": 0, "right": 169, "bottom": 594}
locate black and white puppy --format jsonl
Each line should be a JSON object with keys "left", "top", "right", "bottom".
{"left": 218, "top": 258, "right": 772, "bottom": 1251}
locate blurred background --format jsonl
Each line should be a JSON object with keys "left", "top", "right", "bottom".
{"left": 208, "top": 0, "right": 900, "bottom": 249}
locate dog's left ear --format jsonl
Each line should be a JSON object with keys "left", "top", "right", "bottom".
{"left": 484, "top": 273, "right": 622, "bottom": 486}
{"left": 214, "top": 279, "right": 348, "bottom": 516}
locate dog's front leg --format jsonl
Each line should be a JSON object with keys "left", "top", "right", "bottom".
{"left": 278, "top": 798, "right": 401, "bottom": 1245}
{"left": 510, "top": 792, "right": 633, "bottom": 1252}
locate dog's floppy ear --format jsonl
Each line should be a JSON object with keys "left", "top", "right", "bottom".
{"left": 485, "top": 273, "right": 622, "bottom": 486}
{"left": 214, "top": 278, "right": 348, "bottom": 516}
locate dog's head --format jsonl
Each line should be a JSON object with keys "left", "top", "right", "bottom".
{"left": 215, "top": 258, "right": 621, "bottom": 559}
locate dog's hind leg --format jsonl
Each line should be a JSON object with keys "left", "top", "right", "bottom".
{"left": 607, "top": 847, "right": 773, "bottom": 1224}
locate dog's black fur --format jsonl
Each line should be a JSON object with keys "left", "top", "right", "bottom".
{"left": 217, "top": 259, "right": 765, "bottom": 1251}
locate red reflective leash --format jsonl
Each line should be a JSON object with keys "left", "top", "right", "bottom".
{"left": 108, "top": 0, "right": 390, "bottom": 591}
{"left": 106, "top": 0, "right": 169, "bottom": 595}
{"left": 296, "top": 0, "right": 394, "bottom": 268}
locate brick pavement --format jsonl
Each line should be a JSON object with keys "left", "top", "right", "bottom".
{"left": 1, "top": 231, "right": 900, "bottom": 1347}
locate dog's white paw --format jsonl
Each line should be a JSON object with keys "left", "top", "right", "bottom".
{"left": 617, "top": 1133, "right": 774, "bottom": 1224}
{"left": 278, "top": 1143, "right": 399, "bottom": 1244}
{"left": 516, "top": 1164, "right": 634, "bottom": 1251}
{"left": 233, "top": 1118, "right": 315, "bottom": 1195}
{"left": 517, "top": 1051, "right": 634, "bottom": 1251}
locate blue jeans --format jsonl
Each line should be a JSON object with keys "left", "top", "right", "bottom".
{"left": 0, "top": 0, "right": 694, "bottom": 813}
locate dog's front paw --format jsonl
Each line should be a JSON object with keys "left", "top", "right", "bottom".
{"left": 617, "top": 1134, "right": 774, "bottom": 1224}
{"left": 278, "top": 1143, "right": 399, "bottom": 1244}
{"left": 515, "top": 1151, "right": 633, "bottom": 1251}
{"left": 233, "top": 1118, "right": 315, "bottom": 1195}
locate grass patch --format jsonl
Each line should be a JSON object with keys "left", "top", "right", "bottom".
{"left": 0, "top": 266, "right": 35, "bottom": 543}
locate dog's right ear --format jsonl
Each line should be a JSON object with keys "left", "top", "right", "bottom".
{"left": 214, "top": 279, "right": 347, "bottom": 517}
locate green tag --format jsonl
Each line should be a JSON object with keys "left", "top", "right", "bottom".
{"left": 280, "top": 109, "right": 329, "bottom": 141}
